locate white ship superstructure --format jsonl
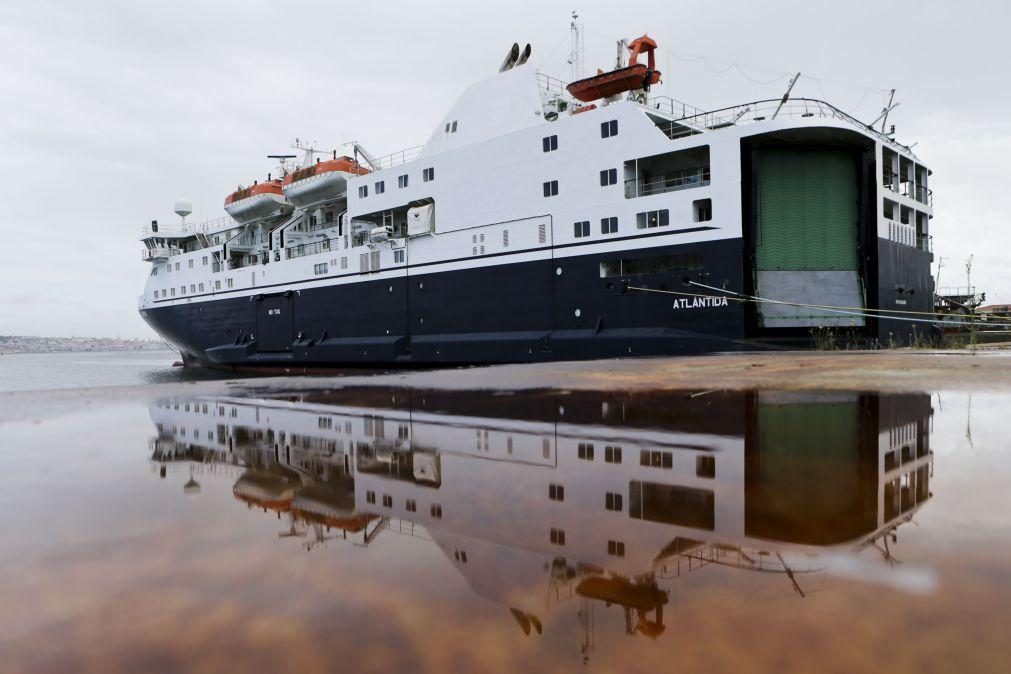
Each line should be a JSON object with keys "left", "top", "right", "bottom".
{"left": 139, "top": 28, "right": 935, "bottom": 367}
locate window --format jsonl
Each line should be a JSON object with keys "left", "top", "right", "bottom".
{"left": 578, "top": 443, "right": 594, "bottom": 461}
{"left": 605, "top": 492, "right": 623, "bottom": 511}
{"left": 451, "top": 120, "right": 458, "bottom": 132}
{"left": 398, "top": 174, "right": 409, "bottom": 188}
{"left": 314, "top": 262, "right": 328, "bottom": 275}
{"left": 601, "top": 119, "right": 618, "bottom": 138}
{"left": 366, "top": 490, "right": 376, "bottom": 504}
{"left": 382, "top": 494, "right": 393, "bottom": 508}
{"left": 549, "top": 484, "right": 565, "bottom": 501}
{"left": 543, "top": 180, "right": 558, "bottom": 197}
{"left": 573, "top": 220, "right": 590, "bottom": 238}
{"left": 636, "top": 209, "right": 670, "bottom": 229}
{"left": 394, "top": 249, "right": 405, "bottom": 264}
{"left": 153, "top": 290, "right": 159, "bottom": 299}
{"left": 213, "top": 280, "right": 220, "bottom": 290}
{"left": 604, "top": 445, "right": 622, "bottom": 463}
{"left": 226, "top": 278, "right": 234, "bottom": 288}
{"left": 325, "top": 210, "right": 334, "bottom": 223}
{"left": 202, "top": 256, "right": 208, "bottom": 266}
{"left": 174, "top": 262, "right": 180, "bottom": 271}
{"left": 640, "top": 449, "right": 673, "bottom": 469}
{"left": 375, "top": 180, "right": 385, "bottom": 194}
{"left": 600, "top": 168, "right": 618, "bottom": 186}
{"left": 423, "top": 167, "right": 435, "bottom": 182}
{"left": 180, "top": 286, "right": 186, "bottom": 295}
{"left": 430, "top": 503, "right": 443, "bottom": 519}
{"left": 549, "top": 528, "right": 565, "bottom": 546}
{"left": 188, "top": 259, "right": 193, "bottom": 268}
{"left": 696, "top": 455, "right": 716, "bottom": 479}
{"left": 166, "top": 265, "right": 171, "bottom": 273}
{"left": 358, "top": 185, "right": 368, "bottom": 198}
{"left": 170, "top": 288, "right": 176, "bottom": 296}
{"left": 607, "top": 540, "right": 625, "bottom": 557}
{"left": 198, "top": 283, "right": 204, "bottom": 292}
{"left": 189, "top": 284, "right": 195, "bottom": 293}
{"left": 600, "top": 217, "right": 618, "bottom": 234}
{"left": 542, "top": 135, "right": 558, "bottom": 152}
{"left": 341, "top": 256, "right": 348, "bottom": 270}
{"left": 406, "top": 499, "right": 417, "bottom": 513}
{"left": 694, "top": 198, "right": 712, "bottom": 222}
{"left": 503, "top": 230, "right": 509, "bottom": 247}
{"left": 599, "top": 253, "right": 703, "bottom": 278}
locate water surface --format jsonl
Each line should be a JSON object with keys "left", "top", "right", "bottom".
{"left": 1, "top": 382, "right": 1008, "bottom": 673}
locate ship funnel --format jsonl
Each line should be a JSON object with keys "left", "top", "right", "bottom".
{"left": 499, "top": 43, "right": 520, "bottom": 72}
{"left": 516, "top": 43, "right": 532, "bottom": 66}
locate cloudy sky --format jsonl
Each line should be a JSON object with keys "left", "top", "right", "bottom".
{"left": 1, "top": 0, "right": 1008, "bottom": 338}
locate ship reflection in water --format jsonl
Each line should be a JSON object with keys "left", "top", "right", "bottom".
{"left": 149, "top": 388, "right": 934, "bottom": 659}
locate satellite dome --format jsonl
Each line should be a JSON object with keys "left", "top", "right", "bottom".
{"left": 174, "top": 198, "right": 193, "bottom": 218}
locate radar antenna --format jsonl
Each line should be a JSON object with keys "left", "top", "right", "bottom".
{"left": 173, "top": 198, "right": 192, "bottom": 227}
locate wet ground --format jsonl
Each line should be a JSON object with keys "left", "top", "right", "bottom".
{"left": 1, "top": 351, "right": 1010, "bottom": 673}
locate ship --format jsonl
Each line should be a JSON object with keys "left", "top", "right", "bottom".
{"left": 148, "top": 386, "right": 934, "bottom": 653}
{"left": 138, "top": 23, "right": 934, "bottom": 369}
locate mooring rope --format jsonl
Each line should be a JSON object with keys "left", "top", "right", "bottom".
{"left": 624, "top": 281, "right": 1011, "bottom": 330}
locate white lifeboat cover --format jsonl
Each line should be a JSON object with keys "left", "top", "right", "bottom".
{"left": 407, "top": 203, "right": 435, "bottom": 237}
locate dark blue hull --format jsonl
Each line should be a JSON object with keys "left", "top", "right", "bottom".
{"left": 142, "top": 239, "right": 751, "bottom": 367}
{"left": 141, "top": 235, "right": 934, "bottom": 368}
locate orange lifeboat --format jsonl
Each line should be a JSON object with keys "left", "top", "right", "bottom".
{"left": 224, "top": 179, "right": 291, "bottom": 224}
{"left": 566, "top": 35, "right": 662, "bottom": 103}
{"left": 281, "top": 156, "right": 369, "bottom": 209}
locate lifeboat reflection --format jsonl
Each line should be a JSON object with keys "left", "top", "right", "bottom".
{"left": 148, "top": 388, "right": 933, "bottom": 648}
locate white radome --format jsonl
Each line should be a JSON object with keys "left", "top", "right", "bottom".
{"left": 174, "top": 198, "right": 193, "bottom": 219}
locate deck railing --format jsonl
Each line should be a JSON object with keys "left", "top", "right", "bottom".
{"left": 646, "top": 96, "right": 919, "bottom": 157}
{"left": 625, "top": 167, "right": 710, "bottom": 198}
{"left": 370, "top": 146, "right": 424, "bottom": 170}
{"left": 286, "top": 237, "right": 338, "bottom": 260}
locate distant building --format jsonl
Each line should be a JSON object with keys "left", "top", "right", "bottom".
{"left": 978, "top": 304, "right": 1011, "bottom": 327}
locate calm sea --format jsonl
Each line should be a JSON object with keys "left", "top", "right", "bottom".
{"left": 0, "top": 354, "right": 1009, "bottom": 673}
{"left": 0, "top": 350, "right": 227, "bottom": 392}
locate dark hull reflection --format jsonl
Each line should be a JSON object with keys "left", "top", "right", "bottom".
{"left": 149, "top": 388, "right": 933, "bottom": 654}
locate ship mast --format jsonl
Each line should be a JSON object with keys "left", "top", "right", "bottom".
{"left": 567, "top": 10, "right": 584, "bottom": 81}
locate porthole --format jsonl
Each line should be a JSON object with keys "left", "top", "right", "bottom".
{"left": 556, "top": 267, "right": 562, "bottom": 276}
{"left": 574, "top": 308, "right": 581, "bottom": 317}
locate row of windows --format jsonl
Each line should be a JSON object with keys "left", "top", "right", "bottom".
{"left": 640, "top": 450, "right": 716, "bottom": 477}
{"left": 547, "top": 528, "right": 625, "bottom": 556}
{"left": 163, "top": 256, "right": 214, "bottom": 275}
{"left": 365, "top": 490, "right": 443, "bottom": 518}
{"left": 313, "top": 263, "right": 328, "bottom": 275}
{"left": 599, "top": 252, "right": 704, "bottom": 278}
{"left": 543, "top": 167, "right": 620, "bottom": 199}
{"left": 574, "top": 217, "right": 619, "bottom": 238}
{"left": 540, "top": 120, "right": 617, "bottom": 155}
{"left": 575, "top": 443, "right": 625, "bottom": 462}
{"left": 358, "top": 167, "right": 434, "bottom": 198}
{"left": 154, "top": 277, "right": 233, "bottom": 299}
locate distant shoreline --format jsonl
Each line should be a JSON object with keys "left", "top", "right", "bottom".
{"left": 0, "top": 336, "right": 172, "bottom": 355}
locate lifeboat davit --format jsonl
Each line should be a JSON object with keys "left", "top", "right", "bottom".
{"left": 281, "top": 156, "right": 369, "bottom": 208}
{"left": 224, "top": 179, "right": 291, "bottom": 224}
{"left": 567, "top": 34, "right": 662, "bottom": 103}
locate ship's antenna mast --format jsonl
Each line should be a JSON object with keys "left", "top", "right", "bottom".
{"left": 880, "top": 89, "right": 896, "bottom": 133}
{"left": 567, "top": 10, "right": 583, "bottom": 81}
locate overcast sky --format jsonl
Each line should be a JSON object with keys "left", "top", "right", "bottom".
{"left": 1, "top": 0, "right": 1008, "bottom": 338}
